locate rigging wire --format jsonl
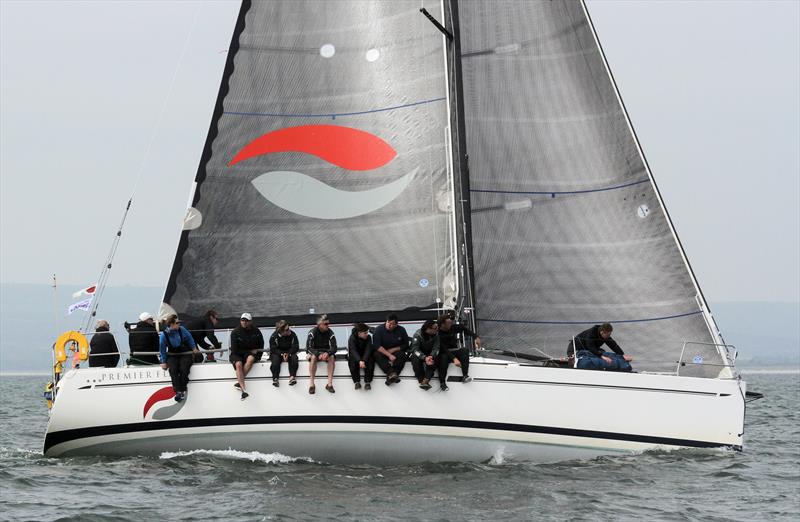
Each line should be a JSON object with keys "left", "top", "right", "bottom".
{"left": 81, "top": 5, "right": 201, "bottom": 332}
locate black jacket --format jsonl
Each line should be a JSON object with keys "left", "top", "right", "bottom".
{"left": 438, "top": 323, "right": 477, "bottom": 352}
{"left": 128, "top": 320, "right": 160, "bottom": 364}
{"left": 89, "top": 327, "right": 120, "bottom": 368}
{"left": 573, "top": 325, "right": 624, "bottom": 357}
{"left": 269, "top": 330, "right": 299, "bottom": 356}
{"left": 307, "top": 327, "right": 337, "bottom": 356}
{"left": 348, "top": 328, "right": 372, "bottom": 361}
{"left": 230, "top": 325, "right": 264, "bottom": 355}
{"left": 184, "top": 317, "right": 221, "bottom": 349}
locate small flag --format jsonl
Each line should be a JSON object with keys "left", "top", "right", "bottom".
{"left": 67, "top": 297, "right": 93, "bottom": 315}
{"left": 72, "top": 285, "right": 97, "bottom": 299}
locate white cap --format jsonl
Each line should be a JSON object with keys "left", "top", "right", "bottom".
{"left": 139, "top": 312, "right": 153, "bottom": 322}
{"left": 240, "top": 312, "right": 252, "bottom": 321}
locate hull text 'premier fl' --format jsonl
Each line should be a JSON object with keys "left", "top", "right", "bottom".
{"left": 44, "top": 0, "right": 752, "bottom": 463}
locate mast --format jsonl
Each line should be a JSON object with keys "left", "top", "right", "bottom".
{"left": 440, "top": 0, "right": 477, "bottom": 332}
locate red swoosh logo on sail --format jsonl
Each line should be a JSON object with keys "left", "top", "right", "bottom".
{"left": 228, "top": 125, "right": 396, "bottom": 171}
{"left": 143, "top": 386, "right": 176, "bottom": 418}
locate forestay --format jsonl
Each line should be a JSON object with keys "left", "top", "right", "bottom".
{"left": 456, "top": 0, "right": 724, "bottom": 375}
{"left": 164, "top": 0, "right": 457, "bottom": 327}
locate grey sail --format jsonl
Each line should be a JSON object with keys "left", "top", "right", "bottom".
{"left": 456, "top": 0, "right": 724, "bottom": 374}
{"left": 164, "top": 0, "right": 457, "bottom": 327}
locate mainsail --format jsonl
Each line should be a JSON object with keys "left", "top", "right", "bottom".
{"left": 455, "top": 0, "right": 725, "bottom": 374}
{"left": 164, "top": 0, "right": 457, "bottom": 327}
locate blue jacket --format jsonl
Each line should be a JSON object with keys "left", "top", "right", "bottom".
{"left": 372, "top": 323, "right": 409, "bottom": 351}
{"left": 159, "top": 326, "right": 197, "bottom": 363}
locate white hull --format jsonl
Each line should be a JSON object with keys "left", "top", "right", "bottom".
{"left": 44, "top": 357, "right": 746, "bottom": 463}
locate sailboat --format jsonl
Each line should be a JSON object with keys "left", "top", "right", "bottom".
{"left": 44, "top": 0, "right": 749, "bottom": 462}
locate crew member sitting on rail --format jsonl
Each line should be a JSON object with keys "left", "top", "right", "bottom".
{"left": 306, "top": 314, "right": 337, "bottom": 395}
{"left": 410, "top": 319, "right": 448, "bottom": 391}
{"left": 230, "top": 312, "right": 264, "bottom": 400}
{"left": 159, "top": 314, "right": 199, "bottom": 402}
{"left": 89, "top": 319, "right": 120, "bottom": 368}
{"left": 570, "top": 323, "right": 633, "bottom": 372}
{"left": 125, "top": 312, "right": 160, "bottom": 365}
{"left": 269, "top": 319, "right": 299, "bottom": 387}
{"left": 438, "top": 314, "right": 481, "bottom": 383}
{"left": 373, "top": 313, "right": 409, "bottom": 386}
{"left": 347, "top": 322, "right": 374, "bottom": 390}
{"left": 185, "top": 310, "right": 222, "bottom": 363}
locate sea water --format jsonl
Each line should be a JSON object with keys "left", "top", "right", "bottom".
{"left": 0, "top": 372, "right": 797, "bottom": 521}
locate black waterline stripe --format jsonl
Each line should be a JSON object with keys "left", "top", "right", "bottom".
{"left": 44, "top": 416, "right": 733, "bottom": 454}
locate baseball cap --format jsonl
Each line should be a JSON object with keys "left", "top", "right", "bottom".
{"left": 139, "top": 312, "right": 153, "bottom": 322}
{"left": 241, "top": 313, "right": 253, "bottom": 321}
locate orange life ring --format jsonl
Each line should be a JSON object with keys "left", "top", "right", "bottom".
{"left": 54, "top": 331, "right": 89, "bottom": 364}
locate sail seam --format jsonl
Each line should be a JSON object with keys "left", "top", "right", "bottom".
{"left": 222, "top": 97, "right": 446, "bottom": 119}
{"left": 478, "top": 310, "right": 703, "bottom": 325}
{"left": 470, "top": 178, "right": 649, "bottom": 196}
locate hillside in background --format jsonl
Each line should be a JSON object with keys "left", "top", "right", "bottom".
{"left": 0, "top": 284, "right": 797, "bottom": 372}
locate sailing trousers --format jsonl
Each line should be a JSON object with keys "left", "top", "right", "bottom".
{"left": 375, "top": 350, "right": 407, "bottom": 376}
{"left": 269, "top": 352, "right": 299, "bottom": 379}
{"left": 446, "top": 348, "right": 470, "bottom": 377}
{"left": 411, "top": 354, "right": 449, "bottom": 384}
{"left": 575, "top": 350, "right": 632, "bottom": 372}
{"left": 347, "top": 354, "right": 375, "bottom": 383}
{"left": 166, "top": 353, "right": 193, "bottom": 392}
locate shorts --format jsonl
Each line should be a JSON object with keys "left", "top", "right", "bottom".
{"left": 230, "top": 351, "right": 263, "bottom": 366}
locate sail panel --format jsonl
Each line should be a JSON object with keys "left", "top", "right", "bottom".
{"left": 165, "top": 1, "right": 456, "bottom": 326}
{"left": 458, "top": 0, "right": 719, "bottom": 373}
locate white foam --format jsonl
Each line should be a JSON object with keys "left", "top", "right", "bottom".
{"left": 159, "top": 448, "right": 314, "bottom": 464}
{"left": 488, "top": 447, "right": 509, "bottom": 465}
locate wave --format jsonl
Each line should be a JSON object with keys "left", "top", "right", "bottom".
{"left": 740, "top": 368, "right": 800, "bottom": 374}
{"left": 159, "top": 448, "right": 315, "bottom": 464}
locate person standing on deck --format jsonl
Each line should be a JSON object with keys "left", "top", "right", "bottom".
{"left": 373, "top": 313, "right": 409, "bottom": 386}
{"left": 229, "top": 312, "right": 264, "bottom": 400}
{"left": 570, "top": 323, "right": 633, "bottom": 372}
{"left": 269, "top": 320, "right": 299, "bottom": 387}
{"left": 410, "top": 320, "right": 448, "bottom": 391}
{"left": 125, "top": 312, "right": 160, "bottom": 365}
{"left": 306, "top": 314, "right": 337, "bottom": 394}
{"left": 184, "top": 310, "right": 222, "bottom": 363}
{"left": 89, "top": 320, "right": 120, "bottom": 368}
{"left": 347, "top": 323, "right": 375, "bottom": 390}
{"left": 437, "top": 315, "right": 481, "bottom": 383}
{"left": 159, "top": 314, "right": 199, "bottom": 402}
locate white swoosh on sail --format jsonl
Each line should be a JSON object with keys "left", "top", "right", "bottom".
{"left": 251, "top": 168, "right": 418, "bottom": 220}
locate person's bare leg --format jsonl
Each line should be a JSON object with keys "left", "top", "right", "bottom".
{"left": 235, "top": 361, "right": 246, "bottom": 391}
{"left": 327, "top": 358, "right": 335, "bottom": 387}
{"left": 243, "top": 355, "right": 255, "bottom": 377}
{"left": 308, "top": 355, "right": 317, "bottom": 392}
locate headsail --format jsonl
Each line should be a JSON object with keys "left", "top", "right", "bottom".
{"left": 456, "top": 0, "right": 725, "bottom": 374}
{"left": 164, "top": 1, "right": 457, "bottom": 327}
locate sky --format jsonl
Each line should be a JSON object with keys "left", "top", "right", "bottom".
{"left": 1, "top": 0, "right": 798, "bottom": 303}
